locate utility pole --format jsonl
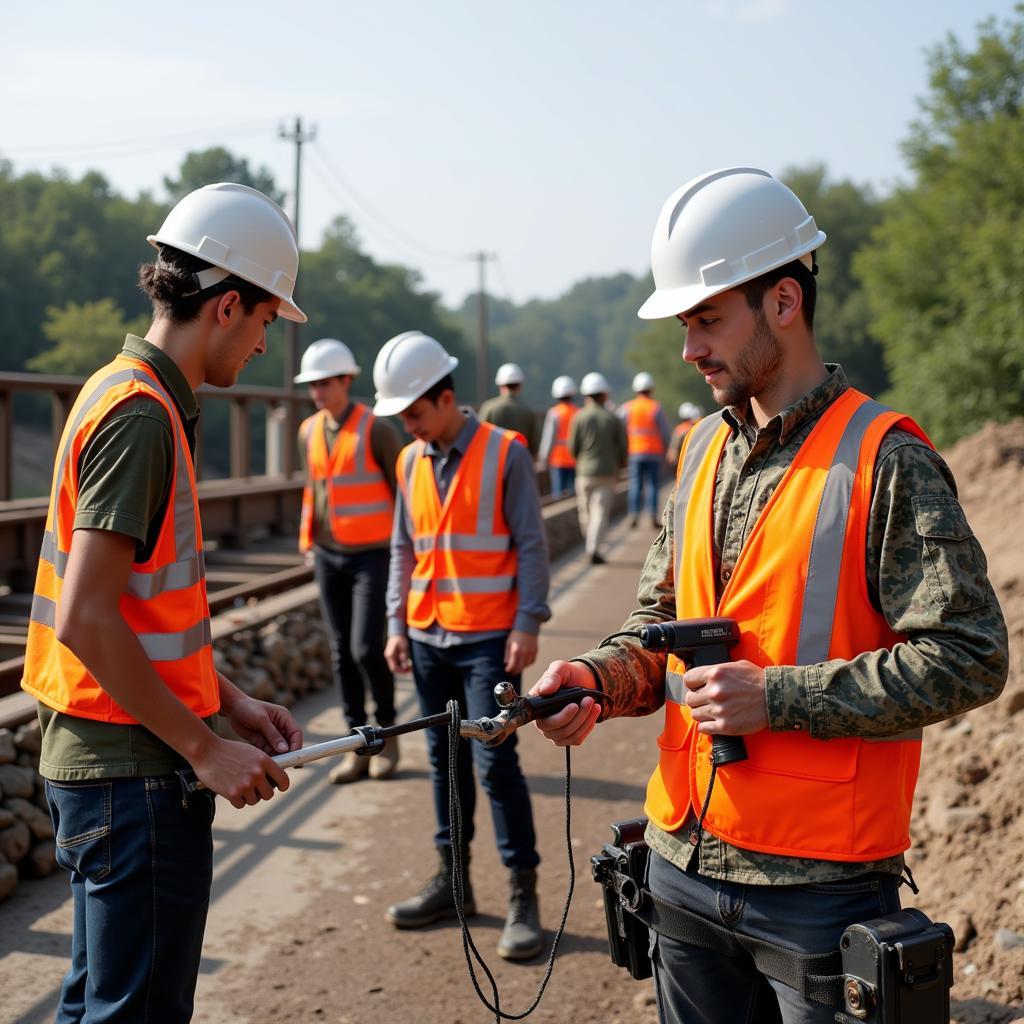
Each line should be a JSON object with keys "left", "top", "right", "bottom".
{"left": 472, "top": 251, "right": 497, "bottom": 406}
{"left": 277, "top": 116, "right": 316, "bottom": 477}
{"left": 278, "top": 116, "right": 317, "bottom": 391}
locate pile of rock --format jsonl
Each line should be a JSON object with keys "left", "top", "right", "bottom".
{"left": 0, "top": 719, "right": 56, "bottom": 902}
{"left": 0, "top": 606, "right": 330, "bottom": 905}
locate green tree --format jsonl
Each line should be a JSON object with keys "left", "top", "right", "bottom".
{"left": 163, "top": 147, "right": 285, "bottom": 206}
{"left": 0, "top": 163, "right": 162, "bottom": 370}
{"left": 27, "top": 299, "right": 149, "bottom": 375}
{"left": 855, "top": 7, "right": 1024, "bottom": 444}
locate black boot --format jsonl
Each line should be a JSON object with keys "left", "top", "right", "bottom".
{"left": 385, "top": 846, "right": 475, "bottom": 929}
{"left": 496, "top": 867, "right": 543, "bottom": 960}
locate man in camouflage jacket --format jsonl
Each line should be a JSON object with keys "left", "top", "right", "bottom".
{"left": 531, "top": 168, "right": 1008, "bottom": 1024}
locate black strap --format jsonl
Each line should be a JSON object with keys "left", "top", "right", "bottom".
{"left": 633, "top": 890, "right": 844, "bottom": 1008}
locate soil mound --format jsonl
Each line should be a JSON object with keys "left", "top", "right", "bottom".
{"left": 913, "top": 419, "right": 1024, "bottom": 1023}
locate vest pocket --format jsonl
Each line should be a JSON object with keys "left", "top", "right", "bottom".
{"left": 743, "top": 731, "right": 860, "bottom": 782}
{"left": 656, "top": 703, "right": 695, "bottom": 752}
{"left": 912, "top": 495, "right": 988, "bottom": 613}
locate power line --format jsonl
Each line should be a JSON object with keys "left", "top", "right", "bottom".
{"left": 2, "top": 120, "right": 278, "bottom": 161}
{"left": 309, "top": 141, "right": 467, "bottom": 265}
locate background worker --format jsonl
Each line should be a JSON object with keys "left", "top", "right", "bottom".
{"left": 21, "top": 183, "right": 306, "bottom": 1023}
{"left": 376, "top": 332, "right": 551, "bottom": 961}
{"left": 479, "top": 361, "right": 540, "bottom": 455}
{"left": 531, "top": 167, "right": 1008, "bottom": 1024}
{"left": 666, "top": 400, "right": 704, "bottom": 468}
{"left": 538, "top": 374, "right": 579, "bottom": 498}
{"left": 570, "top": 372, "right": 628, "bottom": 565}
{"left": 295, "top": 338, "right": 403, "bottom": 784}
{"left": 618, "top": 371, "right": 671, "bottom": 529}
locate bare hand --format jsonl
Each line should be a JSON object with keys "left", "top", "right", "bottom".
{"left": 683, "top": 660, "right": 768, "bottom": 736}
{"left": 191, "top": 735, "right": 292, "bottom": 809}
{"left": 504, "top": 630, "right": 538, "bottom": 674}
{"left": 225, "top": 696, "right": 303, "bottom": 756}
{"left": 385, "top": 635, "right": 411, "bottom": 673}
{"left": 528, "top": 660, "right": 601, "bottom": 746}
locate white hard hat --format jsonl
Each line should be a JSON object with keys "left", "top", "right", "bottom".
{"left": 678, "top": 402, "right": 703, "bottom": 420}
{"left": 147, "top": 182, "right": 306, "bottom": 323}
{"left": 294, "top": 339, "right": 361, "bottom": 384}
{"left": 580, "top": 372, "right": 611, "bottom": 397}
{"left": 632, "top": 371, "right": 656, "bottom": 393}
{"left": 373, "top": 331, "right": 459, "bottom": 417}
{"left": 495, "top": 362, "right": 525, "bottom": 386}
{"left": 638, "top": 167, "right": 826, "bottom": 320}
{"left": 551, "top": 375, "right": 577, "bottom": 399}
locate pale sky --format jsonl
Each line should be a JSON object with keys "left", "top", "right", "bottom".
{"left": 2, "top": 1, "right": 1015, "bottom": 308}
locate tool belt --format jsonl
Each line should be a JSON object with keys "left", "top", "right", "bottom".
{"left": 591, "top": 818, "right": 954, "bottom": 1023}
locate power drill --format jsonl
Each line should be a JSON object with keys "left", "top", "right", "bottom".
{"left": 637, "top": 617, "right": 745, "bottom": 766}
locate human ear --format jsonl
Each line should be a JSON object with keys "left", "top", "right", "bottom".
{"left": 215, "top": 290, "right": 242, "bottom": 327}
{"left": 772, "top": 278, "right": 803, "bottom": 328}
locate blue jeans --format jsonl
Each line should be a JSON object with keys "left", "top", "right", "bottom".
{"left": 410, "top": 636, "right": 539, "bottom": 868}
{"left": 549, "top": 466, "right": 576, "bottom": 499}
{"left": 629, "top": 457, "right": 662, "bottom": 519}
{"left": 647, "top": 849, "right": 901, "bottom": 1024}
{"left": 46, "top": 776, "right": 216, "bottom": 1024}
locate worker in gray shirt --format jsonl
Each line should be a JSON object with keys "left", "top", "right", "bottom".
{"left": 374, "top": 331, "right": 551, "bottom": 962}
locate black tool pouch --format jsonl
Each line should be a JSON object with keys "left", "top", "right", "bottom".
{"left": 590, "top": 816, "right": 653, "bottom": 980}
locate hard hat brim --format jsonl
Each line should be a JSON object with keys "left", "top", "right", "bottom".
{"left": 637, "top": 230, "right": 826, "bottom": 320}
{"left": 293, "top": 365, "right": 361, "bottom": 384}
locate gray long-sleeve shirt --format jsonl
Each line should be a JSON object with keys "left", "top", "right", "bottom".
{"left": 386, "top": 410, "right": 551, "bottom": 645}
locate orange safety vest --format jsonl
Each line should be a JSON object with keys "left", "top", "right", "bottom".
{"left": 400, "top": 422, "right": 519, "bottom": 632}
{"left": 547, "top": 402, "right": 578, "bottom": 469}
{"left": 624, "top": 395, "right": 665, "bottom": 457}
{"left": 298, "top": 404, "right": 394, "bottom": 552}
{"left": 22, "top": 355, "right": 218, "bottom": 724}
{"left": 645, "top": 388, "right": 932, "bottom": 861}
{"left": 670, "top": 421, "right": 692, "bottom": 448}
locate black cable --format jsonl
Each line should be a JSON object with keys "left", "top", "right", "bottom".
{"left": 446, "top": 699, "right": 576, "bottom": 1021}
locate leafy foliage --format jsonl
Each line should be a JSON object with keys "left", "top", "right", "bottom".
{"left": 28, "top": 299, "right": 149, "bottom": 375}
{"left": 163, "top": 147, "right": 285, "bottom": 207}
{"left": 856, "top": 7, "right": 1024, "bottom": 444}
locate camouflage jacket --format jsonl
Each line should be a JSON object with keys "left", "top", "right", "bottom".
{"left": 579, "top": 366, "right": 1009, "bottom": 884}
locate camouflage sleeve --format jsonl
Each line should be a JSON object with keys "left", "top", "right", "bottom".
{"left": 766, "top": 429, "right": 1009, "bottom": 739}
{"left": 574, "top": 491, "right": 678, "bottom": 720}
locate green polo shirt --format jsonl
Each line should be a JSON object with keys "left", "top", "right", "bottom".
{"left": 36, "top": 334, "right": 217, "bottom": 781}
{"left": 478, "top": 393, "right": 541, "bottom": 455}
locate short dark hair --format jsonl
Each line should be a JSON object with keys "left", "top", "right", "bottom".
{"left": 420, "top": 373, "right": 455, "bottom": 405}
{"left": 738, "top": 256, "right": 817, "bottom": 329}
{"left": 138, "top": 244, "right": 275, "bottom": 324}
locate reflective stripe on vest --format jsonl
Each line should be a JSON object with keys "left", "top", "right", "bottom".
{"left": 647, "top": 388, "right": 932, "bottom": 861}
{"left": 548, "top": 403, "right": 577, "bottom": 468}
{"left": 625, "top": 396, "right": 665, "bottom": 456}
{"left": 22, "top": 357, "right": 218, "bottom": 722}
{"left": 401, "top": 422, "right": 519, "bottom": 632}
{"left": 298, "top": 404, "right": 394, "bottom": 551}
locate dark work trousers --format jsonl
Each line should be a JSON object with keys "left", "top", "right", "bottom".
{"left": 313, "top": 546, "right": 395, "bottom": 729}
{"left": 46, "top": 776, "right": 215, "bottom": 1024}
{"left": 646, "top": 848, "right": 902, "bottom": 1024}
{"left": 410, "top": 635, "right": 539, "bottom": 869}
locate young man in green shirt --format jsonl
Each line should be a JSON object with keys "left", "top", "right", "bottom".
{"left": 24, "top": 183, "right": 305, "bottom": 1024}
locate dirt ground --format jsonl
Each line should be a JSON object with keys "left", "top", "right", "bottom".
{"left": 3, "top": 422, "right": 1024, "bottom": 1024}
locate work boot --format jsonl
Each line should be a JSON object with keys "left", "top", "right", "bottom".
{"left": 589, "top": 552, "right": 606, "bottom": 566}
{"left": 629, "top": 517, "right": 639, "bottom": 529}
{"left": 385, "top": 846, "right": 475, "bottom": 928}
{"left": 497, "top": 867, "right": 543, "bottom": 960}
{"left": 368, "top": 736, "right": 400, "bottom": 780}
{"left": 328, "top": 751, "right": 368, "bottom": 784}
